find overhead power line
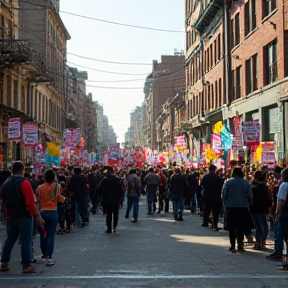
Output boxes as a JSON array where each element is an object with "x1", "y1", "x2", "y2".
[
  {"x1": 17, "y1": 0, "x2": 185, "y2": 33},
  {"x1": 67, "y1": 61, "x2": 149, "y2": 76},
  {"x1": 68, "y1": 52, "x2": 152, "y2": 65},
  {"x1": 60, "y1": 11, "x2": 185, "y2": 34}
]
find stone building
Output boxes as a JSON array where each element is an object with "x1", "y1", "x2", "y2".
[{"x1": 0, "y1": 0, "x2": 69, "y2": 168}]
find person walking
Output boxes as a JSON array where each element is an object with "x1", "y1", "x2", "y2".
[
  {"x1": 69, "y1": 167, "x2": 89, "y2": 227},
  {"x1": 266, "y1": 167, "x2": 288, "y2": 262},
  {"x1": 222, "y1": 167, "x2": 252, "y2": 253},
  {"x1": 170, "y1": 168, "x2": 187, "y2": 221},
  {"x1": 144, "y1": 168, "x2": 160, "y2": 215},
  {"x1": 201, "y1": 164, "x2": 224, "y2": 230},
  {"x1": 157, "y1": 169, "x2": 167, "y2": 214},
  {"x1": 125, "y1": 168, "x2": 141, "y2": 223},
  {"x1": 37, "y1": 169, "x2": 66, "y2": 266},
  {"x1": 99, "y1": 166, "x2": 122, "y2": 233},
  {"x1": 250, "y1": 171, "x2": 270, "y2": 250},
  {"x1": 0, "y1": 161, "x2": 45, "y2": 273}
]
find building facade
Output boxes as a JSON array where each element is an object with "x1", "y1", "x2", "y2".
[{"x1": 144, "y1": 55, "x2": 185, "y2": 150}]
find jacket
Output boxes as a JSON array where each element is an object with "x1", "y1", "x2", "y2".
[
  {"x1": 222, "y1": 177, "x2": 252, "y2": 208},
  {"x1": 200, "y1": 172, "x2": 224, "y2": 202},
  {"x1": 144, "y1": 172, "x2": 160, "y2": 187},
  {"x1": 99, "y1": 174, "x2": 122, "y2": 205},
  {"x1": 250, "y1": 182, "x2": 270, "y2": 214},
  {"x1": 1, "y1": 175, "x2": 34, "y2": 219},
  {"x1": 170, "y1": 174, "x2": 187, "y2": 197},
  {"x1": 69, "y1": 174, "x2": 88, "y2": 200}
]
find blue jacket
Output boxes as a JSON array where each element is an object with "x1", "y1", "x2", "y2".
[{"x1": 221, "y1": 177, "x2": 252, "y2": 208}]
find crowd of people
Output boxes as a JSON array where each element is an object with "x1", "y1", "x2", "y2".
[{"x1": 0, "y1": 160, "x2": 288, "y2": 273}]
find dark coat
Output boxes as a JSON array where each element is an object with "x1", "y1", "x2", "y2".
[
  {"x1": 250, "y1": 182, "x2": 270, "y2": 214},
  {"x1": 69, "y1": 174, "x2": 88, "y2": 200},
  {"x1": 170, "y1": 174, "x2": 187, "y2": 197},
  {"x1": 200, "y1": 172, "x2": 224, "y2": 202},
  {"x1": 99, "y1": 174, "x2": 122, "y2": 206}
]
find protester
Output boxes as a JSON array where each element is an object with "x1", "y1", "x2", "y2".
[
  {"x1": 0, "y1": 161, "x2": 45, "y2": 273},
  {"x1": 98, "y1": 166, "x2": 123, "y2": 233},
  {"x1": 170, "y1": 168, "x2": 187, "y2": 221},
  {"x1": 69, "y1": 167, "x2": 89, "y2": 227},
  {"x1": 201, "y1": 164, "x2": 225, "y2": 230},
  {"x1": 266, "y1": 167, "x2": 288, "y2": 262},
  {"x1": 250, "y1": 171, "x2": 270, "y2": 250},
  {"x1": 125, "y1": 168, "x2": 141, "y2": 223},
  {"x1": 37, "y1": 169, "x2": 66, "y2": 266},
  {"x1": 222, "y1": 166, "x2": 252, "y2": 253},
  {"x1": 144, "y1": 167, "x2": 160, "y2": 215},
  {"x1": 157, "y1": 169, "x2": 167, "y2": 214}
]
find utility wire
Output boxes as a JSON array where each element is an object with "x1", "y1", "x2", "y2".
[
  {"x1": 17, "y1": 0, "x2": 185, "y2": 34},
  {"x1": 67, "y1": 52, "x2": 152, "y2": 65},
  {"x1": 60, "y1": 11, "x2": 185, "y2": 34},
  {"x1": 66, "y1": 61, "x2": 150, "y2": 76}
]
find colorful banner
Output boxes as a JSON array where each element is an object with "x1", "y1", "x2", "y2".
[
  {"x1": 174, "y1": 136, "x2": 186, "y2": 147},
  {"x1": 211, "y1": 134, "x2": 222, "y2": 154},
  {"x1": 242, "y1": 120, "x2": 260, "y2": 146},
  {"x1": 22, "y1": 123, "x2": 38, "y2": 146},
  {"x1": 261, "y1": 142, "x2": 276, "y2": 168},
  {"x1": 34, "y1": 144, "x2": 45, "y2": 164},
  {"x1": 109, "y1": 145, "x2": 120, "y2": 161},
  {"x1": 232, "y1": 116, "x2": 242, "y2": 151},
  {"x1": 63, "y1": 128, "x2": 82, "y2": 148},
  {"x1": 8, "y1": 118, "x2": 21, "y2": 140}
]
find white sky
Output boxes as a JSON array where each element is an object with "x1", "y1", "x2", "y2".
[{"x1": 60, "y1": 0, "x2": 185, "y2": 143}]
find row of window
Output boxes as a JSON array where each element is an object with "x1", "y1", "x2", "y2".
[
  {"x1": 188, "y1": 39, "x2": 278, "y2": 118},
  {"x1": 2, "y1": 77, "x2": 62, "y2": 130},
  {"x1": 231, "y1": 0, "x2": 277, "y2": 48},
  {"x1": 232, "y1": 40, "x2": 277, "y2": 101},
  {"x1": 187, "y1": 78, "x2": 223, "y2": 119},
  {"x1": 187, "y1": 33, "x2": 222, "y2": 86}
]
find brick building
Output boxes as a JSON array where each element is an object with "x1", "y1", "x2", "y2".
[
  {"x1": 223, "y1": 0, "x2": 288, "y2": 162},
  {"x1": 185, "y1": 0, "x2": 288, "y2": 162},
  {"x1": 183, "y1": 0, "x2": 225, "y2": 151},
  {"x1": 144, "y1": 55, "x2": 185, "y2": 150}
]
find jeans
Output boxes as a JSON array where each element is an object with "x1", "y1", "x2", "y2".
[
  {"x1": 172, "y1": 195, "x2": 183, "y2": 220},
  {"x1": 131, "y1": 195, "x2": 139, "y2": 219},
  {"x1": 76, "y1": 197, "x2": 89, "y2": 223},
  {"x1": 125, "y1": 195, "x2": 133, "y2": 217},
  {"x1": 274, "y1": 220, "x2": 284, "y2": 254},
  {"x1": 251, "y1": 213, "x2": 267, "y2": 244},
  {"x1": 1, "y1": 216, "x2": 33, "y2": 268},
  {"x1": 39, "y1": 210, "x2": 58, "y2": 259},
  {"x1": 190, "y1": 192, "x2": 197, "y2": 213}
]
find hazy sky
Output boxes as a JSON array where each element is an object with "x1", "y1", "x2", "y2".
[{"x1": 60, "y1": 0, "x2": 185, "y2": 143}]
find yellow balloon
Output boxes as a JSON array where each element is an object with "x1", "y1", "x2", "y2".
[
  {"x1": 213, "y1": 121, "x2": 223, "y2": 134},
  {"x1": 46, "y1": 142, "x2": 61, "y2": 157}
]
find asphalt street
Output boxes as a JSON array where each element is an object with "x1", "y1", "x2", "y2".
[{"x1": 0, "y1": 198, "x2": 288, "y2": 288}]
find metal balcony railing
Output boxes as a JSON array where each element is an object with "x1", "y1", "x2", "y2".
[{"x1": 0, "y1": 39, "x2": 52, "y2": 83}]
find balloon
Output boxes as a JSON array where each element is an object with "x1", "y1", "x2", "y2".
[
  {"x1": 213, "y1": 121, "x2": 223, "y2": 134},
  {"x1": 46, "y1": 142, "x2": 61, "y2": 157}
]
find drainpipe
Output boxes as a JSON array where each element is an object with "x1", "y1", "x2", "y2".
[{"x1": 223, "y1": 1, "x2": 232, "y2": 108}]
